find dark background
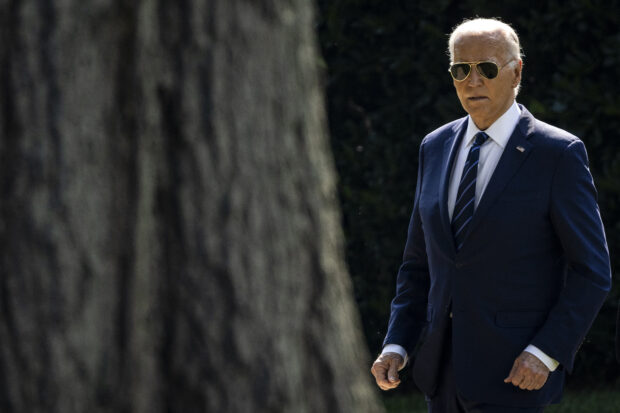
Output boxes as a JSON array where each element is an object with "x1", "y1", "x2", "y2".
[{"x1": 316, "y1": 0, "x2": 620, "y2": 392}]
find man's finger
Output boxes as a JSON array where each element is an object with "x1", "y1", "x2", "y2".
[
  {"x1": 387, "y1": 357, "x2": 400, "y2": 383},
  {"x1": 371, "y1": 364, "x2": 388, "y2": 386},
  {"x1": 528, "y1": 374, "x2": 543, "y2": 390},
  {"x1": 527, "y1": 379, "x2": 540, "y2": 391},
  {"x1": 378, "y1": 380, "x2": 399, "y2": 391},
  {"x1": 511, "y1": 372, "x2": 526, "y2": 387},
  {"x1": 504, "y1": 359, "x2": 520, "y2": 383},
  {"x1": 518, "y1": 375, "x2": 532, "y2": 390},
  {"x1": 523, "y1": 376, "x2": 536, "y2": 390},
  {"x1": 505, "y1": 362, "x2": 527, "y2": 386},
  {"x1": 512, "y1": 366, "x2": 529, "y2": 388},
  {"x1": 532, "y1": 372, "x2": 548, "y2": 390}
]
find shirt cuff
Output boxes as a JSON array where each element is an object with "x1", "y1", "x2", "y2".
[
  {"x1": 524, "y1": 344, "x2": 560, "y2": 371},
  {"x1": 382, "y1": 344, "x2": 408, "y2": 370}
]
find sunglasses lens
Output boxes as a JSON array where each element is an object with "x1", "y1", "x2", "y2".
[
  {"x1": 477, "y1": 62, "x2": 499, "y2": 79},
  {"x1": 450, "y1": 64, "x2": 471, "y2": 81}
]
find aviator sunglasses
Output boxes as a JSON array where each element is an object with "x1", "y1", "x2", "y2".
[{"x1": 449, "y1": 60, "x2": 515, "y2": 81}]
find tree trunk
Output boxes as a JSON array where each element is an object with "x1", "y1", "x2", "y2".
[{"x1": 0, "y1": 1, "x2": 384, "y2": 412}]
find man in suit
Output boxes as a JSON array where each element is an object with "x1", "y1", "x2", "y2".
[{"x1": 370, "y1": 18, "x2": 611, "y2": 412}]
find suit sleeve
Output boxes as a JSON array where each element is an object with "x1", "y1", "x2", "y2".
[
  {"x1": 531, "y1": 140, "x2": 611, "y2": 372},
  {"x1": 382, "y1": 142, "x2": 431, "y2": 355}
]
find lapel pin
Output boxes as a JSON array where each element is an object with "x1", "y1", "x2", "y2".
[{"x1": 516, "y1": 146, "x2": 525, "y2": 152}]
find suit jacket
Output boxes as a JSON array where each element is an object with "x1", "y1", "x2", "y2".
[
  {"x1": 616, "y1": 300, "x2": 620, "y2": 363},
  {"x1": 384, "y1": 105, "x2": 611, "y2": 407}
]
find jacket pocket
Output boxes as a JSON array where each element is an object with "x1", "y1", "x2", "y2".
[{"x1": 495, "y1": 310, "x2": 547, "y2": 328}]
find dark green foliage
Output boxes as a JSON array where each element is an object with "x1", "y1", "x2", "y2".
[{"x1": 316, "y1": 0, "x2": 620, "y2": 388}]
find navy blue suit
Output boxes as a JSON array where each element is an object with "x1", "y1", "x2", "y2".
[{"x1": 384, "y1": 105, "x2": 611, "y2": 407}]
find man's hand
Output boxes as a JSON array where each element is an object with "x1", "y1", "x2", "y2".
[
  {"x1": 371, "y1": 352, "x2": 404, "y2": 391},
  {"x1": 504, "y1": 351, "x2": 550, "y2": 390}
]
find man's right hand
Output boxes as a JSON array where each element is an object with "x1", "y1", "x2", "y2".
[{"x1": 370, "y1": 352, "x2": 404, "y2": 390}]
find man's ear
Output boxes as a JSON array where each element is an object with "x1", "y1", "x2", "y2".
[{"x1": 513, "y1": 60, "x2": 523, "y2": 88}]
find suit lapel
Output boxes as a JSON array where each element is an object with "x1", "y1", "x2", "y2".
[
  {"x1": 439, "y1": 118, "x2": 468, "y2": 256},
  {"x1": 464, "y1": 109, "x2": 535, "y2": 243}
]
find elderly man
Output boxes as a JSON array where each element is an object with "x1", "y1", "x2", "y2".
[{"x1": 370, "y1": 18, "x2": 611, "y2": 412}]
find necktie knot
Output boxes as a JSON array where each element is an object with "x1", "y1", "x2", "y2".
[{"x1": 473, "y1": 131, "x2": 489, "y2": 147}]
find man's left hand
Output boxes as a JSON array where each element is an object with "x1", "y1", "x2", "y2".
[{"x1": 504, "y1": 351, "x2": 550, "y2": 390}]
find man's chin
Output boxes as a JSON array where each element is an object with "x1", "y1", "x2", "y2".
[{"x1": 467, "y1": 110, "x2": 494, "y2": 130}]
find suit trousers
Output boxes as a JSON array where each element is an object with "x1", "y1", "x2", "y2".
[{"x1": 425, "y1": 321, "x2": 545, "y2": 413}]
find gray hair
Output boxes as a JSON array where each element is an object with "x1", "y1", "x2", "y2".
[{"x1": 448, "y1": 18, "x2": 524, "y2": 94}]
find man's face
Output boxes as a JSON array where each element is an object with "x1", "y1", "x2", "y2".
[{"x1": 452, "y1": 33, "x2": 522, "y2": 130}]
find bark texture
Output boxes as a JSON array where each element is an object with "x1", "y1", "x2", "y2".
[{"x1": 0, "y1": 1, "x2": 383, "y2": 412}]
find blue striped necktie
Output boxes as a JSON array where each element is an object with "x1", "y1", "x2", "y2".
[{"x1": 452, "y1": 131, "x2": 490, "y2": 251}]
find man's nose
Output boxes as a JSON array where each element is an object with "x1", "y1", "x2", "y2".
[{"x1": 468, "y1": 66, "x2": 484, "y2": 86}]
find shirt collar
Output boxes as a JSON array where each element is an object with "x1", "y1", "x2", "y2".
[{"x1": 464, "y1": 101, "x2": 521, "y2": 148}]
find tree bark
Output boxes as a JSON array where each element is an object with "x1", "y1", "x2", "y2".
[{"x1": 0, "y1": 1, "x2": 383, "y2": 412}]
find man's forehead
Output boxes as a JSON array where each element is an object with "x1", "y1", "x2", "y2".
[{"x1": 453, "y1": 32, "x2": 508, "y2": 61}]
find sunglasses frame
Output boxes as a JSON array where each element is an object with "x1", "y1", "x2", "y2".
[{"x1": 448, "y1": 59, "x2": 515, "y2": 82}]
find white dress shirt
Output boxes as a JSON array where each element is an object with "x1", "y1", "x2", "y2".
[{"x1": 383, "y1": 102, "x2": 559, "y2": 372}]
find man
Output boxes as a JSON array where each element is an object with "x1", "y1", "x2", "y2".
[{"x1": 370, "y1": 18, "x2": 611, "y2": 412}]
